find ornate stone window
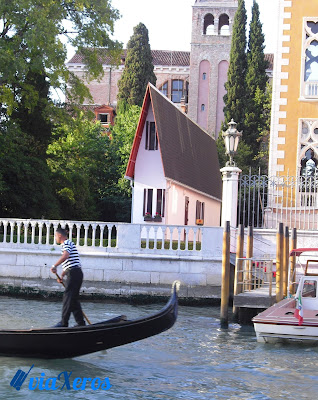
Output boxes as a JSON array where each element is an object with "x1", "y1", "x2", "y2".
[
  {"x1": 299, "y1": 119, "x2": 318, "y2": 176},
  {"x1": 301, "y1": 18, "x2": 318, "y2": 99}
]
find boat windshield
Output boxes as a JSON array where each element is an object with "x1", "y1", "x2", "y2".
[{"x1": 302, "y1": 279, "x2": 317, "y2": 298}]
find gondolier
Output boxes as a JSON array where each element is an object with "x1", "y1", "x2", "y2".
[{"x1": 50, "y1": 228, "x2": 86, "y2": 327}]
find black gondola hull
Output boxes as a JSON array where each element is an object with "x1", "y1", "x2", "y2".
[{"x1": 0, "y1": 284, "x2": 178, "y2": 359}]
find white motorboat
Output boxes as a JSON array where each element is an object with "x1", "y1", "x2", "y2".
[{"x1": 253, "y1": 248, "x2": 318, "y2": 343}]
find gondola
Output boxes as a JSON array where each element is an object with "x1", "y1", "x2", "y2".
[{"x1": 0, "y1": 282, "x2": 179, "y2": 359}]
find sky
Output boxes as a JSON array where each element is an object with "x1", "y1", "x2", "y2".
[{"x1": 109, "y1": 0, "x2": 279, "y2": 54}]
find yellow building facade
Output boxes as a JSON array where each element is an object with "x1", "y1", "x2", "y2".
[{"x1": 269, "y1": 1, "x2": 318, "y2": 178}]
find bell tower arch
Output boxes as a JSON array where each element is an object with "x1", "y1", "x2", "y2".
[{"x1": 188, "y1": 0, "x2": 238, "y2": 138}]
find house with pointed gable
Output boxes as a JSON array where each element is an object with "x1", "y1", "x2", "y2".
[{"x1": 125, "y1": 83, "x2": 222, "y2": 227}]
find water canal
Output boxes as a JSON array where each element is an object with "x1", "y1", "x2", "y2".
[{"x1": 0, "y1": 296, "x2": 317, "y2": 399}]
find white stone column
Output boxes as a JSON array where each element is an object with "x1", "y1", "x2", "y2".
[{"x1": 220, "y1": 166, "x2": 242, "y2": 228}]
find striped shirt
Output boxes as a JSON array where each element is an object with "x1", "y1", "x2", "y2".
[{"x1": 61, "y1": 239, "x2": 81, "y2": 271}]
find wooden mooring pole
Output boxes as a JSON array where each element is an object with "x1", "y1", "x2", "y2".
[
  {"x1": 220, "y1": 221, "x2": 231, "y2": 328},
  {"x1": 276, "y1": 223, "x2": 284, "y2": 302},
  {"x1": 283, "y1": 226, "x2": 289, "y2": 298},
  {"x1": 246, "y1": 226, "x2": 253, "y2": 290},
  {"x1": 233, "y1": 224, "x2": 244, "y2": 320},
  {"x1": 289, "y1": 228, "x2": 297, "y2": 295}
]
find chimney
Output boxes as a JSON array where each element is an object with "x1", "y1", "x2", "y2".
[{"x1": 180, "y1": 96, "x2": 188, "y2": 113}]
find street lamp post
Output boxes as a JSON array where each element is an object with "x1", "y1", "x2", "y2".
[
  {"x1": 220, "y1": 119, "x2": 242, "y2": 228},
  {"x1": 222, "y1": 119, "x2": 242, "y2": 166}
]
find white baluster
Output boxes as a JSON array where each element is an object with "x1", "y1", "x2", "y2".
[
  {"x1": 53, "y1": 224, "x2": 58, "y2": 245},
  {"x1": 68, "y1": 224, "x2": 73, "y2": 241},
  {"x1": 10, "y1": 223, "x2": 14, "y2": 244},
  {"x1": 185, "y1": 227, "x2": 189, "y2": 250},
  {"x1": 39, "y1": 223, "x2": 43, "y2": 245},
  {"x1": 99, "y1": 225, "x2": 105, "y2": 247},
  {"x1": 76, "y1": 224, "x2": 81, "y2": 246},
  {"x1": 168, "y1": 228, "x2": 173, "y2": 250},
  {"x1": 146, "y1": 226, "x2": 150, "y2": 249},
  {"x1": 84, "y1": 224, "x2": 89, "y2": 246},
  {"x1": 177, "y1": 228, "x2": 181, "y2": 250},
  {"x1": 3, "y1": 222, "x2": 8, "y2": 243},
  {"x1": 193, "y1": 228, "x2": 198, "y2": 251},
  {"x1": 31, "y1": 222, "x2": 36, "y2": 244},
  {"x1": 154, "y1": 227, "x2": 158, "y2": 250},
  {"x1": 107, "y1": 225, "x2": 112, "y2": 248},
  {"x1": 46, "y1": 224, "x2": 50, "y2": 245},
  {"x1": 92, "y1": 224, "x2": 96, "y2": 247},
  {"x1": 17, "y1": 223, "x2": 21, "y2": 244},
  {"x1": 24, "y1": 223, "x2": 28, "y2": 244}
]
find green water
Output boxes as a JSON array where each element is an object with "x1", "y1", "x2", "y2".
[{"x1": 0, "y1": 297, "x2": 317, "y2": 399}]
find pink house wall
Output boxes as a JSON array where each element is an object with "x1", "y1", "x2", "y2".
[{"x1": 165, "y1": 181, "x2": 221, "y2": 227}]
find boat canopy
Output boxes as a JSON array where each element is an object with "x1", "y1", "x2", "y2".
[{"x1": 289, "y1": 248, "x2": 318, "y2": 257}]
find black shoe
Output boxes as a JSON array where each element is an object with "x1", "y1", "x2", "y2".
[{"x1": 52, "y1": 321, "x2": 68, "y2": 328}]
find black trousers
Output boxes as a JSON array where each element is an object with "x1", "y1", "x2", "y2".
[{"x1": 61, "y1": 268, "x2": 85, "y2": 326}]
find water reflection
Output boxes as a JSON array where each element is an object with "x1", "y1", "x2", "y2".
[{"x1": 0, "y1": 297, "x2": 317, "y2": 399}]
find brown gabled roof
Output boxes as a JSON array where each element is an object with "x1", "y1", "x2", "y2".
[
  {"x1": 126, "y1": 84, "x2": 222, "y2": 200},
  {"x1": 68, "y1": 49, "x2": 273, "y2": 71}
]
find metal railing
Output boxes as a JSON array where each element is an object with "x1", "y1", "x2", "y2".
[
  {"x1": 238, "y1": 172, "x2": 318, "y2": 230},
  {"x1": 234, "y1": 258, "x2": 274, "y2": 296}
]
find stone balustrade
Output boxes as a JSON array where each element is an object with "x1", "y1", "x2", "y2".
[
  {"x1": 0, "y1": 218, "x2": 222, "y2": 258},
  {"x1": 0, "y1": 218, "x2": 224, "y2": 299}
]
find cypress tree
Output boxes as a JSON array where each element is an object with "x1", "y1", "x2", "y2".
[
  {"x1": 244, "y1": 0, "x2": 269, "y2": 152},
  {"x1": 117, "y1": 23, "x2": 156, "y2": 107},
  {"x1": 223, "y1": 0, "x2": 247, "y2": 131}
]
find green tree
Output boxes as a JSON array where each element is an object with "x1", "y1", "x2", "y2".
[
  {"x1": 101, "y1": 103, "x2": 141, "y2": 221},
  {"x1": 47, "y1": 113, "x2": 110, "y2": 220},
  {"x1": 0, "y1": 122, "x2": 59, "y2": 218},
  {"x1": 244, "y1": 0, "x2": 269, "y2": 152},
  {"x1": 223, "y1": 0, "x2": 247, "y2": 131},
  {"x1": 253, "y1": 83, "x2": 272, "y2": 174},
  {"x1": 117, "y1": 23, "x2": 156, "y2": 107},
  {"x1": 0, "y1": 0, "x2": 121, "y2": 218},
  {"x1": 0, "y1": 0, "x2": 122, "y2": 114}
]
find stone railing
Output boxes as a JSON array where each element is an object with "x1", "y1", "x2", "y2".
[{"x1": 0, "y1": 218, "x2": 223, "y2": 258}]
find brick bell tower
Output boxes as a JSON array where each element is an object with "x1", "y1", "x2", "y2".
[{"x1": 188, "y1": 0, "x2": 238, "y2": 138}]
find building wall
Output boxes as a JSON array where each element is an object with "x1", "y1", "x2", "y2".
[
  {"x1": 132, "y1": 105, "x2": 167, "y2": 224},
  {"x1": 188, "y1": 1, "x2": 237, "y2": 138},
  {"x1": 67, "y1": 62, "x2": 189, "y2": 108},
  {"x1": 269, "y1": 0, "x2": 318, "y2": 177},
  {"x1": 165, "y1": 181, "x2": 221, "y2": 227}
]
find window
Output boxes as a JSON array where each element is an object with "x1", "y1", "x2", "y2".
[
  {"x1": 143, "y1": 189, "x2": 153, "y2": 216},
  {"x1": 196, "y1": 201, "x2": 205, "y2": 224},
  {"x1": 203, "y1": 14, "x2": 214, "y2": 35},
  {"x1": 219, "y1": 14, "x2": 230, "y2": 35},
  {"x1": 172, "y1": 80, "x2": 183, "y2": 103},
  {"x1": 156, "y1": 189, "x2": 165, "y2": 217},
  {"x1": 302, "y1": 19, "x2": 318, "y2": 98},
  {"x1": 202, "y1": 73, "x2": 207, "y2": 80},
  {"x1": 143, "y1": 188, "x2": 165, "y2": 217},
  {"x1": 201, "y1": 104, "x2": 205, "y2": 111},
  {"x1": 159, "y1": 82, "x2": 168, "y2": 97},
  {"x1": 98, "y1": 113, "x2": 109, "y2": 123},
  {"x1": 302, "y1": 280, "x2": 317, "y2": 298},
  {"x1": 145, "y1": 121, "x2": 158, "y2": 150}
]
